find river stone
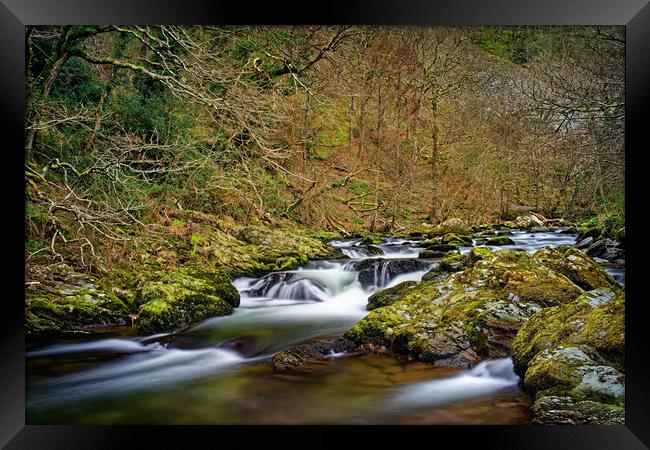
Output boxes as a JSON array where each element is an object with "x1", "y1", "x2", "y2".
[
  {"x1": 272, "y1": 337, "x2": 359, "y2": 372},
  {"x1": 423, "y1": 243, "x2": 459, "y2": 253},
  {"x1": 419, "y1": 249, "x2": 452, "y2": 258},
  {"x1": 576, "y1": 237, "x2": 593, "y2": 249},
  {"x1": 367, "y1": 281, "x2": 418, "y2": 310},
  {"x1": 346, "y1": 258, "x2": 429, "y2": 288},
  {"x1": 365, "y1": 245, "x2": 385, "y2": 256},
  {"x1": 244, "y1": 272, "x2": 296, "y2": 296}
]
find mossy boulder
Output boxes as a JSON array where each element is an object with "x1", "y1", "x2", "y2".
[
  {"x1": 136, "y1": 269, "x2": 237, "y2": 335},
  {"x1": 419, "y1": 249, "x2": 451, "y2": 259},
  {"x1": 511, "y1": 289, "x2": 624, "y2": 424},
  {"x1": 437, "y1": 253, "x2": 467, "y2": 272},
  {"x1": 533, "y1": 246, "x2": 620, "y2": 291},
  {"x1": 512, "y1": 289, "x2": 624, "y2": 376},
  {"x1": 359, "y1": 235, "x2": 384, "y2": 246},
  {"x1": 439, "y1": 233, "x2": 473, "y2": 247},
  {"x1": 345, "y1": 249, "x2": 583, "y2": 368},
  {"x1": 578, "y1": 226, "x2": 604, "y2": 241},
  {"x1": 367, "y1": 281, "x2": 418, "y2": 310},
  {"x1": 25, "y1": 274, "x2": 131, "y2": 336},
  {"x1": 466, "y1": 247, "x2": 493, "y2": 264},
  {"x1": 485, "y1": 236, "x2": 515, "y2": 246}
]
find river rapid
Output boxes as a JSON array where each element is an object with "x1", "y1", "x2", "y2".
[{"x1": 25, "y1": 229, "x2": 623, "y2": 424}]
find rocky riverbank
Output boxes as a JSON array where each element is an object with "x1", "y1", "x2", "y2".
[{"x1": 25, "y1": 215, "x2": 342, "y2": 337}]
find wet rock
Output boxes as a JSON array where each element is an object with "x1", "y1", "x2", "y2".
[
  {"x1": 578, "y1": 227, "x2": 603, "y2": 241},
  {"x1": 272, "y1": 337, "x2": 359, "y2": 372},
  {"x1": 367, "y1": 281, "x2": 418, "y2": 310},
  {"x1": 366, "y1": 245, "x2": 385, "y2": 256},
  {"x1": 515, "y1": 215, "x2": 544, "y2": 229},
  {"x1": 215, "y1": 282, "x2": 241, "y2": 308},
  {"x1": 419, "y1": 249, "x2": 452, "y2": 258},
  {"x1": 423, "y1": 243, "x2": 459, "y2": 252},
  {"x1": 245, "y1": 272, "x2": 328, "y2": 301},
  {"x1": 485, "y1": 236, "x2": 515, "y2": 246},
  {"x1": 346, "y1": 258, "x2": 429, "y2": 288},
  {"x1": 437, "y1": 253, "x2": 467, "y2": 272},
  {"x1": 243, "y1": 272, "x2": 296, "y2": 296},
  {"x1": 576, "y1": 237, "x2": 593, "y2": 249}
]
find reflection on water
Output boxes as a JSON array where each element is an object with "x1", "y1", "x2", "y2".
[{"x1": 27, "y1": 353, "x2": 531, "y2": 425}]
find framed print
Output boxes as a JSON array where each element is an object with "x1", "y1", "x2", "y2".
[{"x1": 2, "y1": 0, "x2": 649, "y2": 447}]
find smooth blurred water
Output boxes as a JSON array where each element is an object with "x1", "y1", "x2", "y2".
[{"x1": 25, "y1": 230, "x2": 621, "y2": 424}]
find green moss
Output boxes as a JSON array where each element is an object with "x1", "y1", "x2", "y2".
[
  {"x1": 511, "y1": 289, "x2": 625, "y2": 422},
  {"x1": 512, "y1": 289, "x2": 624, "y2": 375},
  {"x1": 534, "y1": 246, "x2": 620, "y2": 291},
  {"x1": 25, "y1": 285, "x2": 130, "y2": 336},
  {"x1": 485, "y1": 236, "x2": 515, "y2": 246},
  {"x1": 439, "y1": 233, "x2": 473, "y2": 246},
  {"x1": 367, "y1": 281, "x2": 417, "y2": 310},
  {"x1": 136, "y1": 268, "x2": 239, "y2": 334}
]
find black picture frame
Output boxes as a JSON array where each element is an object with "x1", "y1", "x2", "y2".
[{"x1": 2, "y1": 1, "x2": 649, "y2": 448}]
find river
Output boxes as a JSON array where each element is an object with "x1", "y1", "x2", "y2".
[{"x1": 25, "y1": 229, "x2": 623, "y2": 424}]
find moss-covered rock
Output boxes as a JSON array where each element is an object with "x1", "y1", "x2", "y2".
[
  {"x1": 367, "y1": 281, "x2": 418, "y2": 310},
  {"x1": 511, "y1": 289, "x2": 624, "y2": 424},
  {"x1": 533, "y1": 246, "x2": 620, "y2": 291},
  {"x1": 419, "y1": 249, "x2": 450, "y2": 259},
  {"x1": 485, "y1": 236, "x2": 515, "y2": 246},
  {"x1": 466, "y1": 247, "x2": 493, "y2": 264},
  {"x1": 511, "y1": 289, "x2": 624, "y2": 375},
  {"x1": 345, "y1": 249, "x2": 582, "y2": 368},
  {"x1": 345, "y1": 248, "x2": 588, "y2": 366},
  {"x1": 439, "y1": 233, "x2": 473, "y2": 247},
  {"x1": 136, "y1": 269, "x2": 236, "y2": 335},
  {"x1": 25, "y1": 274, "x2": 131, "y2": 336},
  {"x1": 437, "y1": 253, "x2": 467, "y2": 272}
]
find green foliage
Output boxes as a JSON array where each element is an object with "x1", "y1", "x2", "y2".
[{"x1": 50, "y1": 57, "x2": 105, "y2": 105}]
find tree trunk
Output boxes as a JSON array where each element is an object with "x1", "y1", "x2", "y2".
[{"x1": 429, "y1": 95, "x2": 439, "y2": 222}]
